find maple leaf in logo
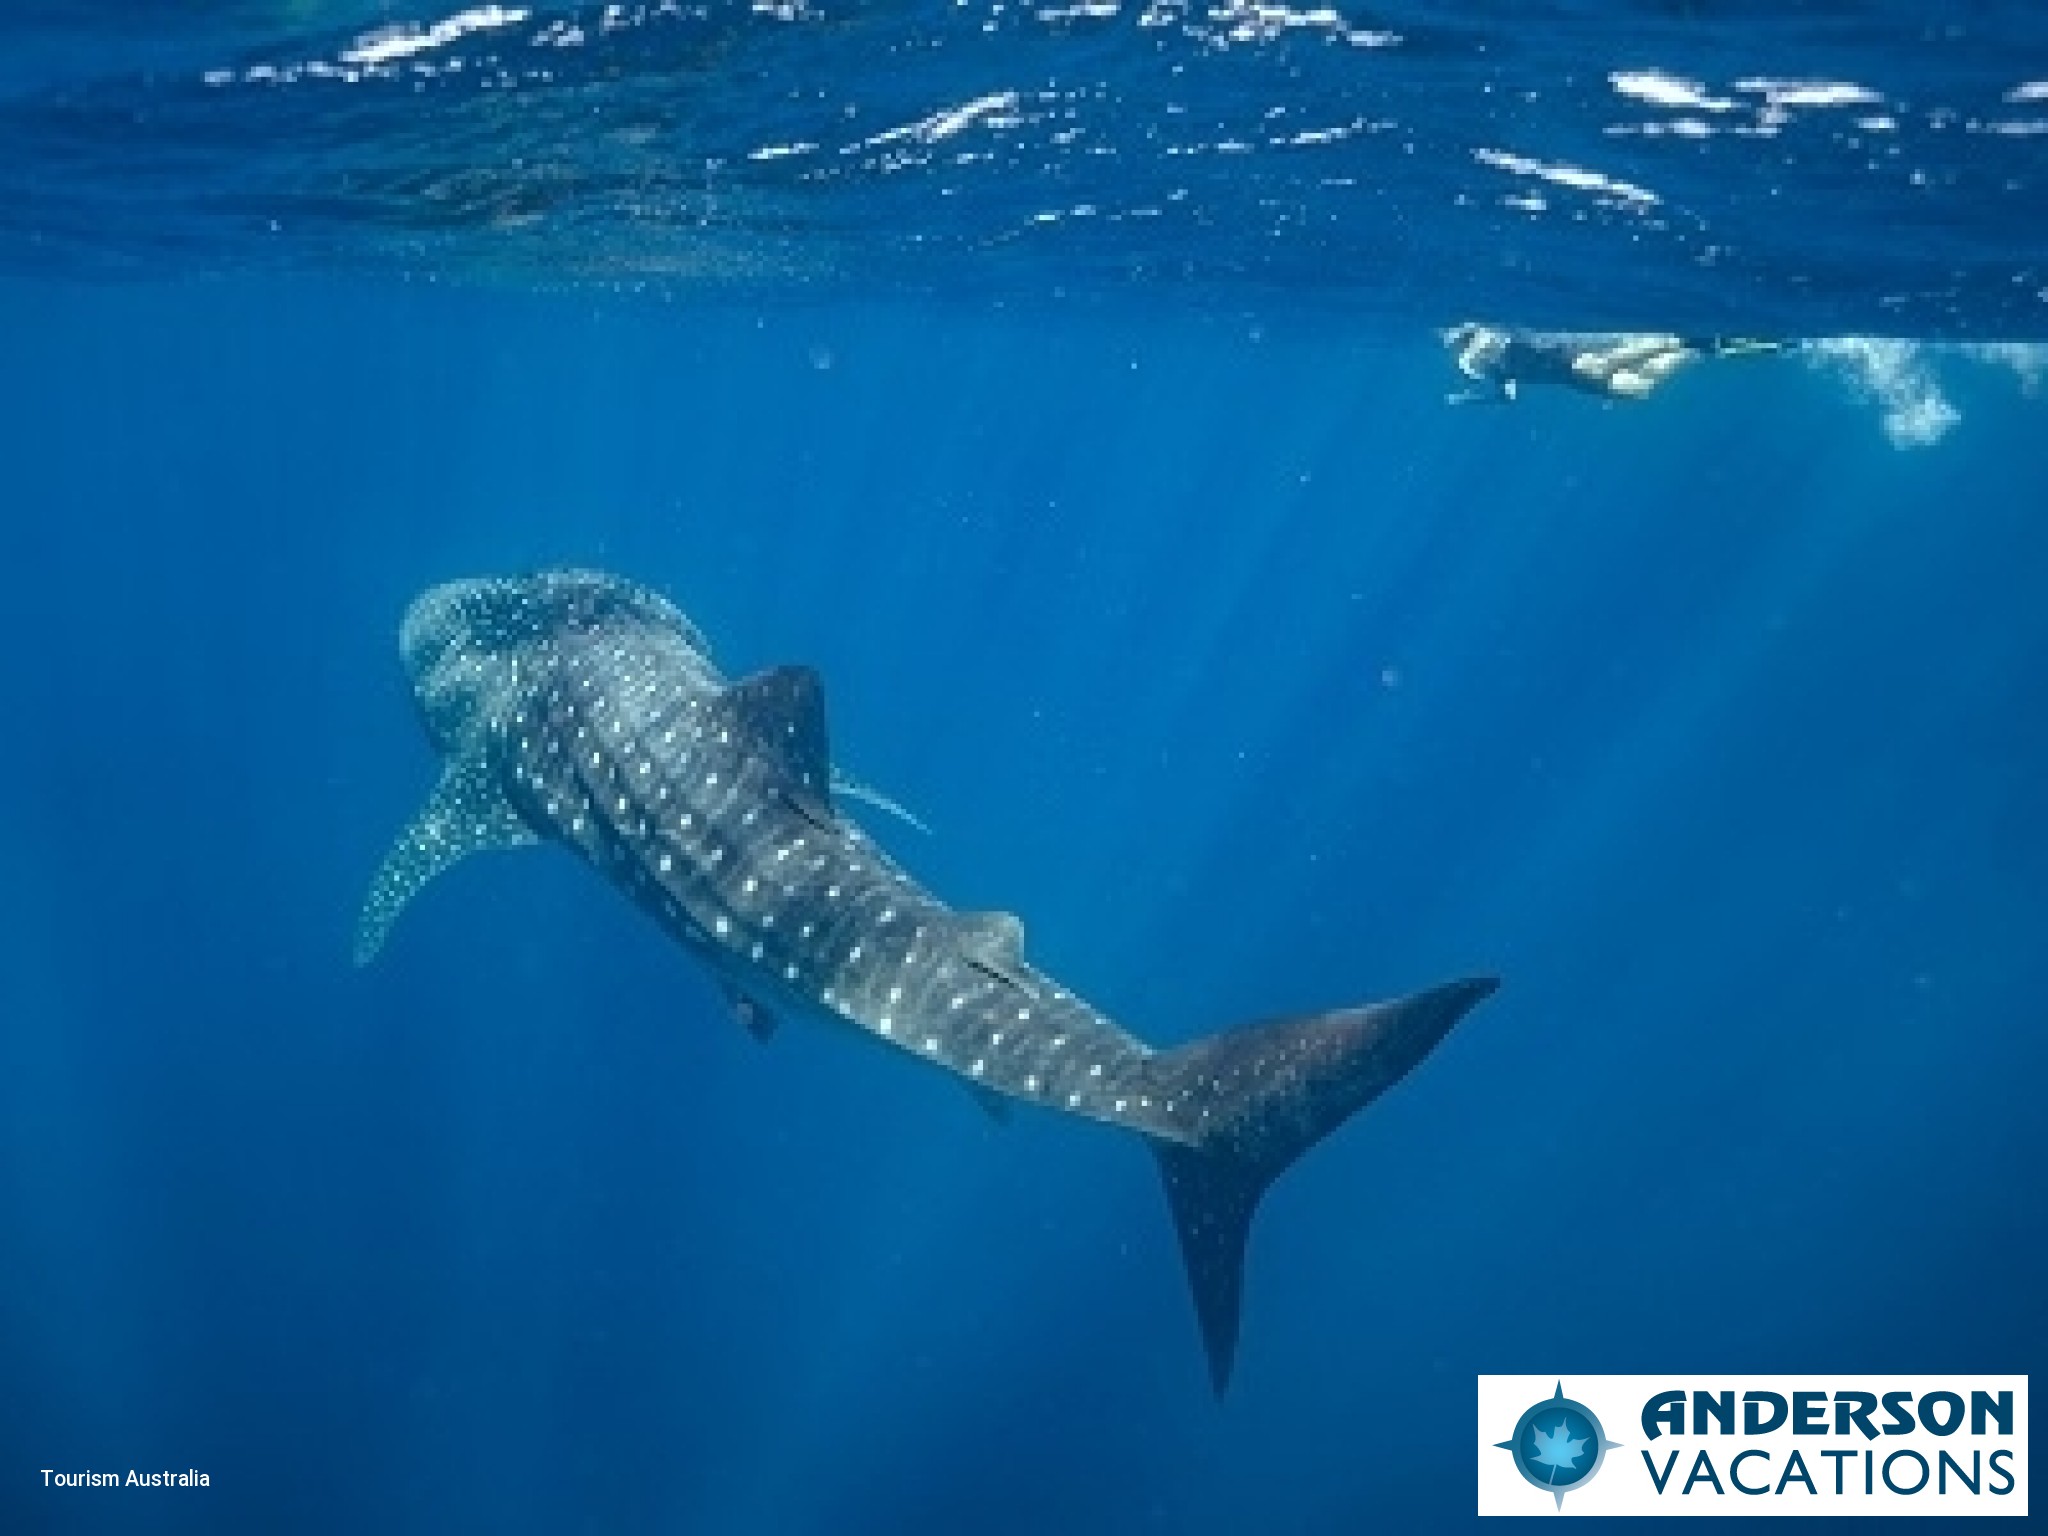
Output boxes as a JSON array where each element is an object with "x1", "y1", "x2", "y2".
[{"x1": 1528, "y1": 1420, "x2": 1587, "y2": 1480}]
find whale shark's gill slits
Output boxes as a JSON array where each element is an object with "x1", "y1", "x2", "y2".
[
  {"x1": 518, "y1": 678, "x2": 593, "y2": 841},
  {"x1": 566, "y1": 647, "x2": 680, "y2": 868}
]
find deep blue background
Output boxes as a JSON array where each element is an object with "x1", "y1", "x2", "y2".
[{"x1": 2, "y1": 278, "x2": 2042, "y2": 1532}]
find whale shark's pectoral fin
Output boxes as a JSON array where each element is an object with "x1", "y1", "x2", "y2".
[
  {"x1": 956, "y1": 911, "x2": 1029, "y2": 987},
  {"x1": 354, "y1": 754, "x2": 537, "y2": 966},
  {"x1": 718, "y1": 665, "x2": 837, "y2": 828},
  {"x1": 829, "y1": 769, "x2": 932, "y2": 836}
]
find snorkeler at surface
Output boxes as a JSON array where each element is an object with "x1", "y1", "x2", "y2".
[{"x1": 1443, "y1": 323, "x2": 1783, "y2": 404}]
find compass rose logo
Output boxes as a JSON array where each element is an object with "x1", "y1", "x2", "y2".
[{"x1": 1494, "y1": 1381, "x2": 1622, "y2": 1510}]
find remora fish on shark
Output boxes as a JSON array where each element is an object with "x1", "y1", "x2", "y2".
[{"x1": 357, "y1": 569, "x2": 1497, "y2": 1392}]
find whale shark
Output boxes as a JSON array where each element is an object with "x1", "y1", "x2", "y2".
[{"x1": 357, "y1": 568, "x2": 1498, "y2": 1392}]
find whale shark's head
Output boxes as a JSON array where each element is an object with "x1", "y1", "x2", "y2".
[{"x1": 399, "y1": 569, "x2": 712, "y2": 752}]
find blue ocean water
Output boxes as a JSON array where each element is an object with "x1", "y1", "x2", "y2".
[{"x1": 2, "y1": 6, "x2": 2046, "y2": 1534}]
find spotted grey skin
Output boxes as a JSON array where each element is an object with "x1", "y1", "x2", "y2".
[{"x1": 359, "y1": 568, "x2": 1499, "y2": 1392}]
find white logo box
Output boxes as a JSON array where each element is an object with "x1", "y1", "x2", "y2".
[{"x1": 1478, "y1": 1374, "x2": 2027, "y2": 1517}]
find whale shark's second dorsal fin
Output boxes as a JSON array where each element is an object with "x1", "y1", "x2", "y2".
[
  {"x1": 717, "y1": 665, "x2": 835, "y2": 826},
  {"x1": 957, "y1": 911, "x2": 1028, "y2": 986},
  {"x1": 355, "y1": 753, "x2": 537, "y2": 966}
]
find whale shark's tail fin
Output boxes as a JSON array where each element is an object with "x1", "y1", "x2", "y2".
[{"x1": 1143, "y1": 977, "x2": 1498, "y2": 1394}]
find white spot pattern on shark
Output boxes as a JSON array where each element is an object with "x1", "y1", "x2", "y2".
[{"x1": 355, "y1": 568, "x2": 1498, "y2": 1393}]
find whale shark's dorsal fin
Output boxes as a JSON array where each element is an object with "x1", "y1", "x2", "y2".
[
  {"x1": 354, "y1": 753, "x2": 537, "y2": 966},
  {"x1": 716, "y1": 665, "x2": 835, "y2": 825}
]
